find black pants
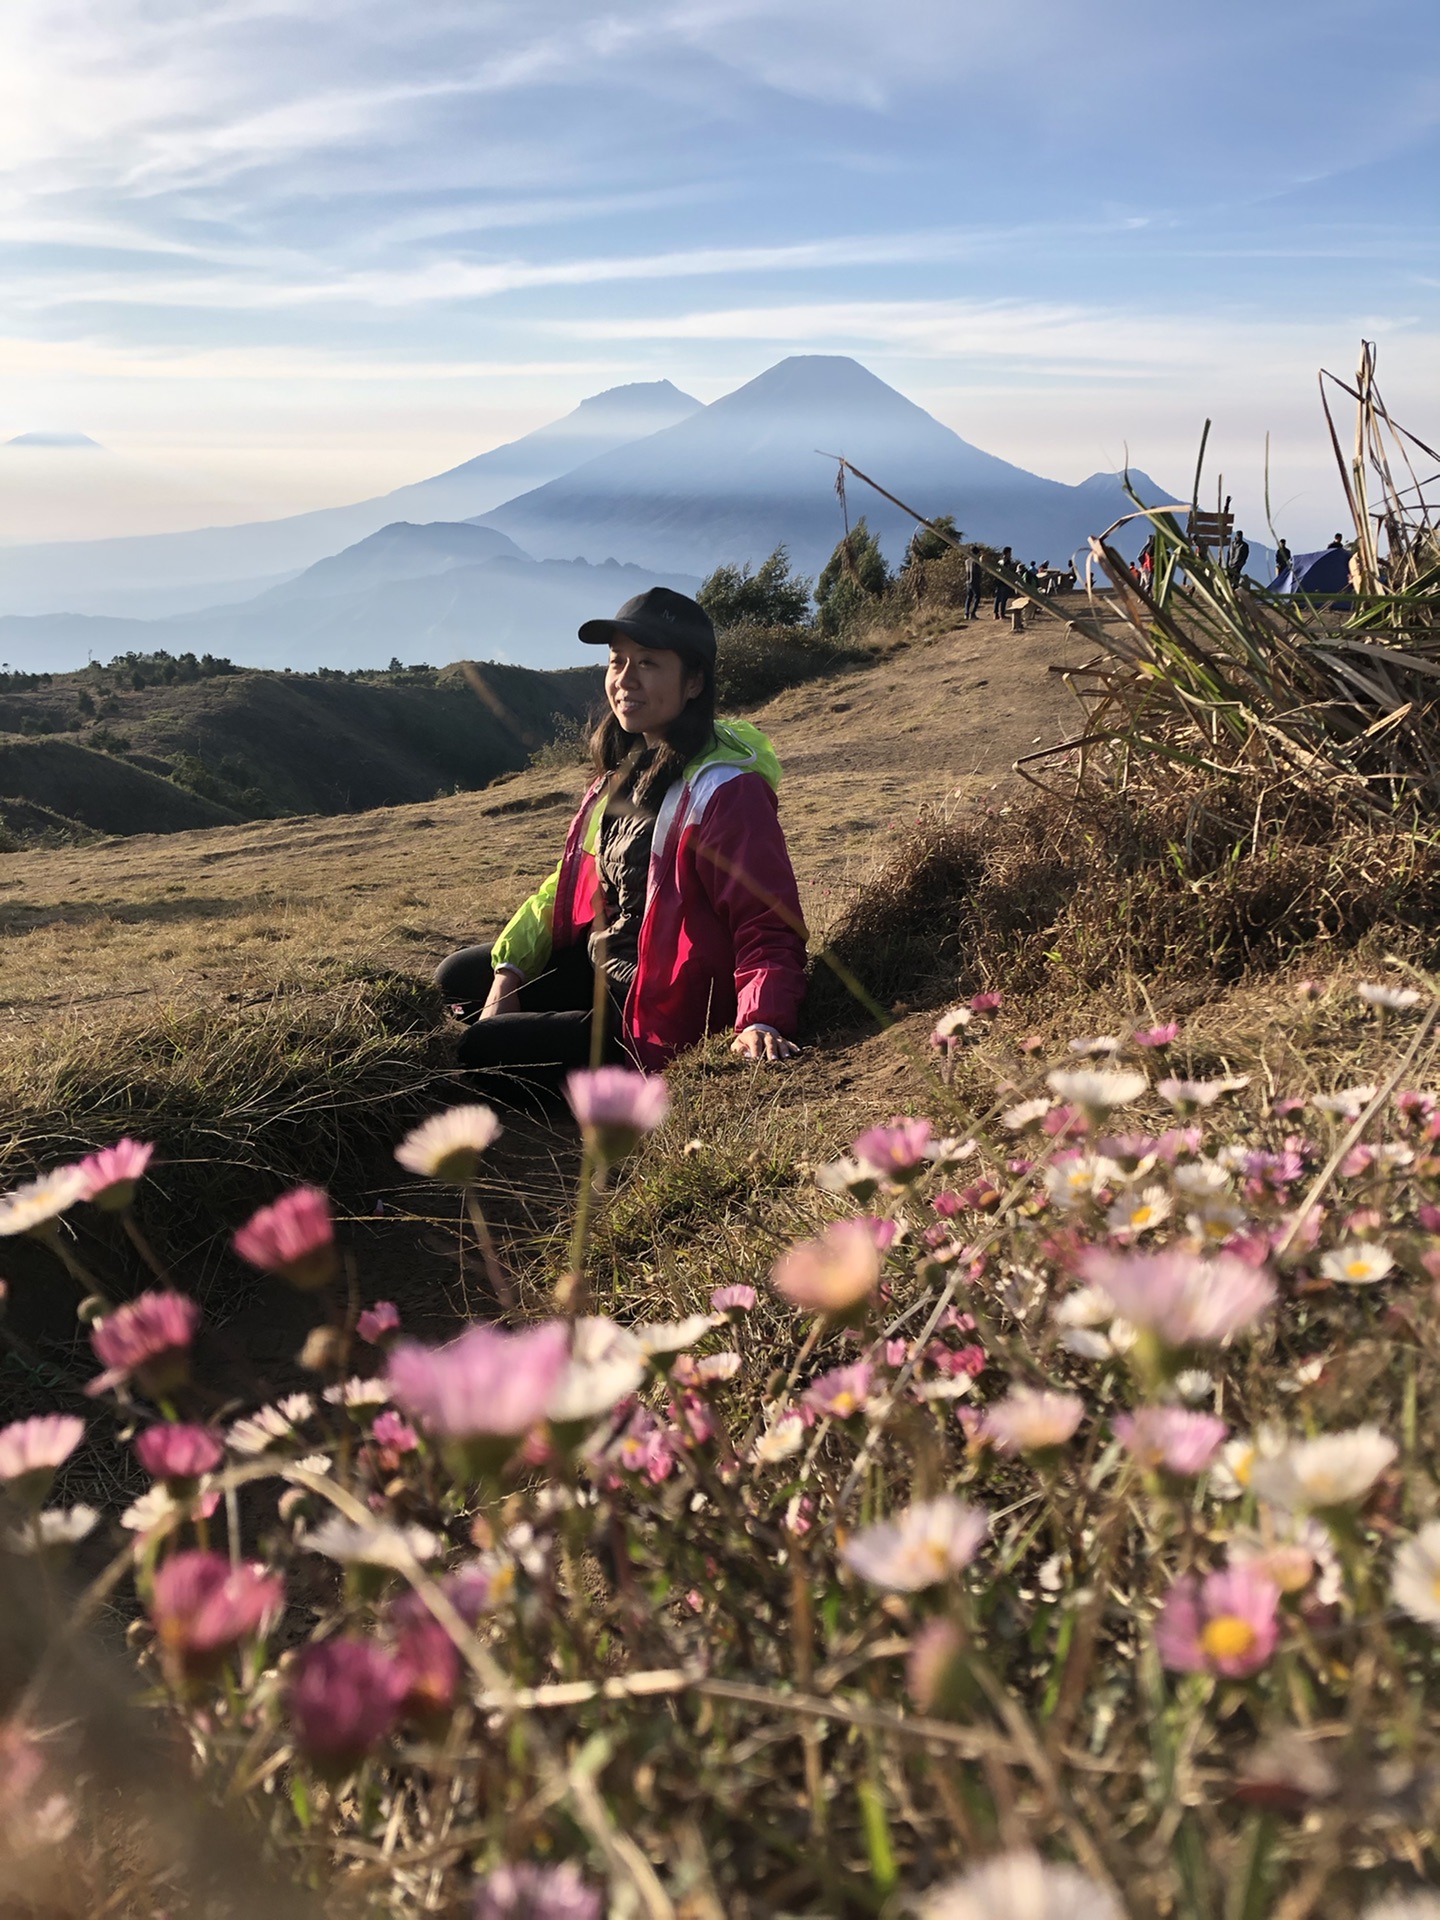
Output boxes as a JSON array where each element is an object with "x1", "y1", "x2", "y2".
[
  {"x1": 963, "y1": 583, "x2": 982, "y2": 620},
  {"x1": 993, "y1": 587, "x2": 1012, "y2": 619},
  {"x1": 436, "y1": 942, "x2": 623, "y2": 1084}
]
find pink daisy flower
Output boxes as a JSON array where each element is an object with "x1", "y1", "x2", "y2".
[
  {"x1": 233, "y1": 1186, "x2": 337, "y2": 1291},
  {"x1": 1155, "y1": 1563, "x2": 1280, "y2": 1678},
  {"x1": 76, "y1": 1139, "x2": 154, "y2": 1212},
  {"x1": 564, "y1": 1068, "x2": 669, "y2": 1161},
  {"x1": 1114, "y1": 1406, "x2": 1228, "y2": 1475},
  {"x1": 772, "y1": 1218, "x2": 882, "y2": 1317},
  {"x1": 87, "y1": 1290, "x2": 200, "y2": 1399},
  {"x1": 150, "y1": 1549, "x2": 283, "y2": 1684},
  {"x1": 0, "y1": 1414, "x2": 84, "y2": 1503},
  {"x1": 852, "y1": 1118, "x2": 933, "y2": 1183},
  {"x1": 287, "y1": 1638, "x2": 407, "y2": 1776},
  {"x1": 134, "y1": 1424, "x2": 224, "y2": 1482}
]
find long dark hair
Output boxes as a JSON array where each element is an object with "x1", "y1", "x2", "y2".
[{"x1": 589, "y1": 656, "x2": 717, "y2": 808}]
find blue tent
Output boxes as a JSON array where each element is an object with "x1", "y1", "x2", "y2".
[{"x1": 1271, "y1": 546, "x2": 1351, "y2": 595}]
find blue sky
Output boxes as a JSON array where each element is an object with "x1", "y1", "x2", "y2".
[{"x1": 1, "y1": 0, "x2": 1437, "y2": 544}]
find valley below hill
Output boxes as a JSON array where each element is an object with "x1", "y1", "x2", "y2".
[
  {"x1": 0, "y1": 610, "x2": 1085, "y2": 1041},
  {"x1": 0, "y1": 656, "x2": 603, "y2": 844}
]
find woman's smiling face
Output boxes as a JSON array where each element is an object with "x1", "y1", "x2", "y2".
[{"x1": 605, "y1": 635, "x2": 703, "y2": 743}]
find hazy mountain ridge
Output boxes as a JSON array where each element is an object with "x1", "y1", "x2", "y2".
[
  {"x1": 0, "y1": 531, "x2": 702, "y2": 675},
  {"x1": 0, "y1": 381, "x2": 701, "y2": 619},
  {"x1": 0, "y1": 358, "x2": 1178, "y2": 679},
  {"x1": 478, "y1": 356, "x2": 1175, "y2": 575}
]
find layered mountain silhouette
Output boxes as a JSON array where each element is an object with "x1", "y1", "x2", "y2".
[
  {"x1": 0, "y1": 523, "x2": 699, "y2": 675},
  {"x1": 0, "y1": 356, "x2": 1176, "y2": 675},
  {"x1": 0, "y1": 380, "x2": 700, "y2": 620},
  {"x1": 478, "y1": 356, "x2": 1171, "y2": 576}
]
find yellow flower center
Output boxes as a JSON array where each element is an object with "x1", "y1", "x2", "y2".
[
  {"x1": 1430, "y1": 1572, "x2": 1440, "y2": 1602},
  {"x1": 832, "y1": 1393, "x2": 858, "y2": 1418},
  {"x1": 1201, "y1": 1615, "x2": 1257, "y2": 1662},
  {"x1": 1345, "y1": 1259, "x2": 1371, "y2": 1279},
  {"x1": 1233, "y1": 1447, "x2": 1255, "y2": 1487},
  {"x1": 1131, "y1": 1206, "x2": 1154, "y2": 1230}
]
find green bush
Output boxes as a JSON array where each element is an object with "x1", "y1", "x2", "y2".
[
  {"x1": 698, "y1": 546, "x2": 812, "y2": 630},
  {"x1": 713, "y1": 625, "x2": 868, "y2": 709},
  {"x1": 814, "y1": 517, "x2": 891, "y2": 635}
]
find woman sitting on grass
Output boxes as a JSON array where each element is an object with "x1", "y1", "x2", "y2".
[{"x1": 437, "y1": 587, "x2": 807, "y2": 1084}]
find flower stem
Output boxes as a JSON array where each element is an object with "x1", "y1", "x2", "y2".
[
  {"x1": 560, "y1": 1144, "x2": 602, "y2": 1317},
  {"x1": 121, "y1": 1210, "x2": 171, "y2": 1286},
  {"x1": 464, "y1": 1187, "x2": 515, "y2": 1315}
]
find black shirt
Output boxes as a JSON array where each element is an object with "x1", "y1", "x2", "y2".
[{"x1": 589, "y1": 751, "x2": 676, "y2": 993}]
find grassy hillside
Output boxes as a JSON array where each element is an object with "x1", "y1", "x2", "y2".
[
  {"x1": 8, "y1": 576, "x2": 1440, "y2": 1914},
  {"x1": 0, "y1": 653, "x2": 604, "y2": 840}
]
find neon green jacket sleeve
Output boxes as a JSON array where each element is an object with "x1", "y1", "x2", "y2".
[{"x1": 491, "y1": 859, "x2": 562, "y2": 980}]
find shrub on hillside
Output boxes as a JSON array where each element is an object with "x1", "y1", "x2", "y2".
[
  {"x1": 809, "y1": 769, "x2": 1440, "y2": 1027},
  {"x1": 814, "y1": 517, "x2": 891, "y2": 635},
  {"x1": 714, "y1": 623, "x2": 869, "y2": 708},
  {"x1": 698, "y1": 545, "x2": 813, "y2": 630}
]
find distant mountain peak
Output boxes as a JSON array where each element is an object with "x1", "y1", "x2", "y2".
[
  {"x1": 571, "y1": 379, "x2": 696, "y2": 414},
  {"x1": 6, "y1": 430, "x2": 103, "y2": 450}
]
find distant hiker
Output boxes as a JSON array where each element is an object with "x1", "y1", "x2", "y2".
[
  {"x1": 992, "y1": 547, "x2": 1014, "y2": 620},
  {"x1": 1328, "y1": 533, "x2": 1346, "y2": 549},
  {"x1": 1227, "y1": 531, "x2": 1250, "y2": 586},
  {"x1": 1138, "y1": 539, "x2": 1155, "y2": 593},
  {"x1": 1274, "y1": 538, "x2": 1292, "y2": 574},
  {"x1": 437, "y1": 587, "x2": 807, "y2": 1085},
  {"x1": 963, "y1": 550, "x2": 984, "y2": 621}
]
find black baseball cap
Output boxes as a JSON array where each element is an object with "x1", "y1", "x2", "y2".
[{"x1": 578, "y1": 586, "x2": 716, "y2": 668}]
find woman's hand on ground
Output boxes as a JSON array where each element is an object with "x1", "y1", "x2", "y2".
[
  {"x1": 479, "y1": 968, "x2": 523, "y2": 1020},
  {"x1": 732, "y1": 1026, "x2": 800, "y2": 1063}
]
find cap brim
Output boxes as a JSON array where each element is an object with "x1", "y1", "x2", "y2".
[
  {"x1": 577, "y1": 618, "x2": 627, "y2": 645},
  {"x1": 578, "y1": 617, "x2": 702, "y2": 654}
]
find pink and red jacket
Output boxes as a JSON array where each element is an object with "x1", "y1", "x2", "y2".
[{"x1": 491, "y1": 720, "x2": 808, "y2": 1068}]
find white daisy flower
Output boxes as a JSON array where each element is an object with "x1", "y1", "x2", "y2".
[
  {"x1": 1105, "y1": 1185, "x2": 1171, "y2": 1236},
  {"x1": 6, "y1": 1506, "x2": 99, "y2": 1552},
  {"x1": 304, "y1": 1516, "x2": 442, "y2": 1569},
  {"x1": 1363, "y1": 1894, "x2": 1440, "y2": 1920},
  {"x1": 323, "y1": 1376, "x2": 391, "y2": 1407},
  {"x1": 1187, "y1": 1200, "x2": 1248, "y2": 1244},
  {"x1": 921, "y1": 1849, "x2": 1123, "y2": 1920},
  {"x1": 932, "y1": 1007, "x2": 973, "y2": 1039},
  {"x1": 696, "y1": 1351, "x2": 741, "y2": 1383},
  {"x1": 547, "y1": 1351, "x2": 646, "y2": 1427},
  {"x1": 842, "y1": 1496, "x2": 988, "y2": 1592},
  {"x1": 1156, "y1": 1075, "x2": 1249, "y2": 1110},
  {"x1": 1357, "y1": 982, "x2": 1423, "y2": 1011},
  {"x1": 395, "y1": 1104, "x2": 502, "y2": 1181},
  {"x1": 1170, "y1": 1159, "x2": 1231, "y2": 1198},
  {"x1": 750, "y1": 1407, "x2": 805, "y2": 1463},
  {"x1": 0, "y1": 1167, "x2": 91, "y2": 1239},
  {"x1": 1212, "y1": 1424, "x2": 1287, "y2": 1499},
  {"x1": 1046, "y1": 1068, "x2": 1147, "y2": 1110},
  {"x1": 1250, "y1": 1426, "x2": 1397, "y2": 1512},
  {"x1": 1319, "y1": 1242, "x2": 1394, "y2": 1286},
  {"x1": 635, "y1": 1313, "x2": 720, "y2": 1357},
  {"x1": 815, "y1": 1156, "x2": 877, "y2": 1196},
  {"x1": 1393, "y1": 1521, "x2": 1440, "y2": 1629},
  {"x1": 1067, "y1": 1034, "x2": 1122, "y2": 1056},
  {"x1": 1173, "y1": 1368, "x2": 1215, "y2": 1404},
  {"x1": 227, "y1": 1394, "x2": 314, "y2": 1455},
  {"x1": 1044, "y1": 1154, "x2": 1121, "y2": 1210},
  {"x1": 1002, "y1": 1098, "x2": 1054, "y2": 1133},
  {"x1": 1312, "y1": 1085, "x2": 1378, "y2": 1119},
  {"x1": 1053, "y1": 1286, "x2": 1136, "y2": 1359}
]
